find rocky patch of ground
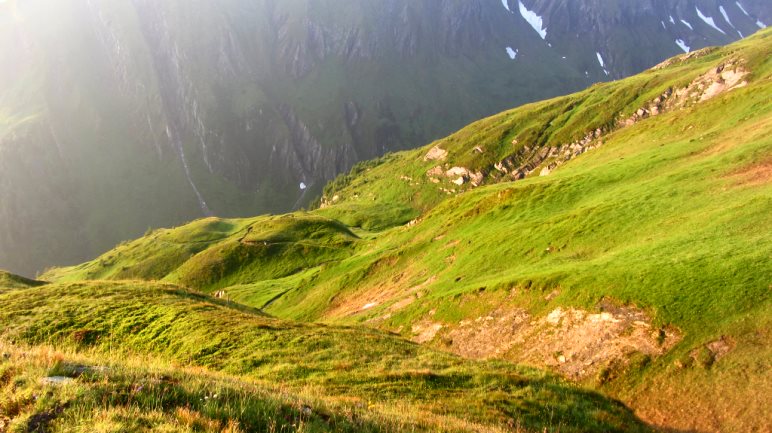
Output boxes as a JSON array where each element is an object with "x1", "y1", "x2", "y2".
[
  {"x1": 423, "y1": 146, "x2": 448, "y2": 161},
  {"x1": 414, "y1": 299, "x2": 681, "y2": 381}
]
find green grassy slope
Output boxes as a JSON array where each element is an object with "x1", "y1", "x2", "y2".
[
  {"x1": 0, "y1": 271, "x2": 46, "y2": 291},
  {"x1": 0, "y1": 342, "x2": 404, "y2": 433},
  {"x1": 32, "y1": 29, "x2": 772, "y2": 432},
  {"x1": 316, "y1": 31, "x2": 772, "y2": 228},
  {"x1": 44, "y1": 215, "x2": 359, "y2": 293},
  {"x1": 0, "y1": 282, "x2": 648, "y2": 433}
]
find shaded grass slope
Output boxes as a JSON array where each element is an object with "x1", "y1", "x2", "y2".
[{"x1": 0, "y1": 271, "x2": 45, "y2": 292}]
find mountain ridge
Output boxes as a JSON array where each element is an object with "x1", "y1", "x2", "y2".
[{"x1": 2, "y1": 0, "x2": 770, "y2": 276}]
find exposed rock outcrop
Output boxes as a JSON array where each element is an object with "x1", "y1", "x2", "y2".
[
  {"x1": 435, "y1": 59, "x2": 750, "y2": 193},
  {"x1": 424, "y1": 146, "x2": 448, "y2": 162},
  {"x1": 420, "y1": 299, "x2": 682, "y2": 381}
]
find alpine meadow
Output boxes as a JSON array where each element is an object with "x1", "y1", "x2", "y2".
[{"x1": 1, "y1": 2, "x2": 771, "y2": 433}]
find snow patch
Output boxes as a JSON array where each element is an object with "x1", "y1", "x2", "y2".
[
  {"x1": 735, "y1": 2, "x2": 750, "y2": 17},
  {"x1": 661, "y1": 21, "x2": 667, "y2": 30},
  {"x1": 696, "y1": 7, "x2": 726, "y2": 34},
  {"x1": 596, "y1": 52, "x2": 609, "y2": 76},
  {"x1": 734, "y1": 3, "x2": 764, "y2": 29},
  {"x1": 505, "y1": 47, "x2": 518, "y2": 59},
  {"x1": 299, "y1": 182, "x2": 307, "y2": 190},
  {"x1": 680, "y1": 19, "x2": 694, "y2": 30},
  {"x1": 501, "y1": 0, "x2": 510, "y2": 12},
  {"x1": 518, "y1": 1, "x2": 547, "y2": 39},
  {"x1": 675, "y1": 39, "x2": 690, "y2": 53},
  {"x1": 669, "y1": 15, "x2": 676, "y2": 25}
]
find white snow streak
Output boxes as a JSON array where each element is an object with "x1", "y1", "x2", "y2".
[
  {"x1": 669, "y1": 15, "x2": 676, "y2": 25},
  {"x1": 734, "y1": 3, "x2": 764, "y2": 28},
  {"x1": 675, "y1": 39, "x2": 690, "y2": 53},
  {"x1": 736, "y1": 2, "x2": 750, "y2": 17},
  {"x1": 518, "y1": 1, "x2": 547, "y2": 39},
  {"x1": 720, "y1": 5, "x2": 744, "y2": 37},
  {"x1": 299, "y1": 182, "x2": 307, "y2": 190},
  {"x1": 596, "y1": 52, "x2": 609, "y2": 75},
  {"x1": 696, "y1": 7, "x2": 726, "y2": 34},
  {"x1": 501, "y1": 0, "x2": 510, "y2": 12},
  {"x1": 506, "y1": 47, "x2": 518, "y2": 59},
  {"x1": 165, "y1": 125, "x2": 211, "y2": 216},
  {"x1": 680, "y1": 19, "x2": 694, "y2": 30},
  {"x1": 661, "y1": 21, "x2": 667, "y2": 29}
]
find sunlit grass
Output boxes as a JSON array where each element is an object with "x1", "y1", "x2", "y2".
[{"x1": 0, "y1": 282, "x2": 647, "y2": 432}]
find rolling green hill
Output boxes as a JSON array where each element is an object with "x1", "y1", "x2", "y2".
[
  {"x1": 0, "y1": 281, "x2": 647, "y2": 433},
  {"x1": 4, "y1": 29, "x2": 771, "y2": 433},
  {"x1": 0, "y1": 271, "x2": 45, "y2": 290}
]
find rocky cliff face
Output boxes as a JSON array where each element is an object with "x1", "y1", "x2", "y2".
[
  {"x1": 515, "y1": 0, "x2": 768, "y2": 78},
  {"x1": 0, "y1": 0, "x2": 768, "y2": 276}
]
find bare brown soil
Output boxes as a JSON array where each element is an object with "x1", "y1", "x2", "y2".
[{"x1": 413, "y1": 298, "x2": 681, "y2": 381}]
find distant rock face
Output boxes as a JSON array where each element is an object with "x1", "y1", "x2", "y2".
[
  {"x1": 517, "y1": 0, "x2": 769, "y2": 78},
  {"x1": 0, "y1": 0, "x2": 768, "y2": 276}
]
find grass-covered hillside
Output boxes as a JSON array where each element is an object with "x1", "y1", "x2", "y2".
[
  {"x1": 0, "y1": 271, "x2": 45, "y2": 292},
  {"x1": 5, "y1": 29, "x2": 771, "y2": 433},
  {"x1": 0, "y1": 281, "x2": 647, "y2": 433}
]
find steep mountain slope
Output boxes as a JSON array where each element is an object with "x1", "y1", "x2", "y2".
[
  {"x1": 516, "y1": 0, "x2": 770, "y2": 78},
  {"x1": 1, "y1": 0, "x2": 769, "y2": 277},
  {"x1": 42, "y1": 29, "x2": 772, "y2": 432},
  {"x1": 0, "y1": 281, "x2": 650, "y2": 433}
]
